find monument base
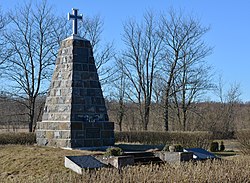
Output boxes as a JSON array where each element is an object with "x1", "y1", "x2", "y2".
[{"x1": 36, "y1": 121, "x2": 114, "y2": 148}]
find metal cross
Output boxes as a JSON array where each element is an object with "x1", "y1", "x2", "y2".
[{"x1": 68, "y1": 8, "x2": 83, "y2": 35}]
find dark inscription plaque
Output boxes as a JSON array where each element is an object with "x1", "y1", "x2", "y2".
[{"x1": 86, "y1": 128, "x2": 100, "y2": 138}]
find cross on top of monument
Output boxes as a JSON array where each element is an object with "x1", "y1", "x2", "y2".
[{"x1": 68, "y1": 8, "x2": 83, "y2": 35}]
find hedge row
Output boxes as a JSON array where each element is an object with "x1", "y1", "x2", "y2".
[
  {"x1": 0, "y1": 131, "x2": 215, "y2": 150},
  {"x1": 0, "y1": 132, "x2": 36, "y2": 145},
  {"x1": 236, "y1": 130, "x2": 250, "y2": 154},
  {"x1": 115, "y1": 131, "x2": 213, "y2": 149}
]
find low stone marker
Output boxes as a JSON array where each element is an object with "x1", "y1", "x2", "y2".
[
  {"x1": 65, "y1": 155, "x2": 135, "y2": 173},
  {"x1": 65, "y1": 156, "x2": 106, "y2": 174},
  {"x1": 155, "y1": 152, "x2": 193, "y2": 163},
  {"x1": 96, "y1": 155, "x2": 134, "y2": 169}
]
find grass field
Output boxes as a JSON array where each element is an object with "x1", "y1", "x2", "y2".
[
  {"x1": 0, "y1": 144, "x2": 250, "y2": 183},
  {"x1": 0, "y1": 145, "x2": 100, "y2": 182}
]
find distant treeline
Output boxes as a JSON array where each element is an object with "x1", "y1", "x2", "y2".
[{"x1": 0, "y1": 95, "x2": 249, "y2": 138}]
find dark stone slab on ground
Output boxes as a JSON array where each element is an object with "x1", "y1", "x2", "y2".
[
  {"x1": 65, "y1": 155, "x2": 106, "y2": 174},
  {"x1": 184, "y1": 148, "x2": 220, "y2": 160}
]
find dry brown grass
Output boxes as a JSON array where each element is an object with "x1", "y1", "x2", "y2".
[
  {"x1": 0, "y1": 145, "x2": 99, "y2": 182},
  {"x1": 0, "y1": 145, "x2": 250, "y2": 183}
]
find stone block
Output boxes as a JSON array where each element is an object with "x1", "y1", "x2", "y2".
[
  {"x1": 73, "y1": 72, "x2": 81, "y2": 80},
  {"x1": 82, "y1": 122, "x2": 94, "y2": 128},
  {"x1": 89, "y1": 64, "x2": 97, "y2": 72},
  {"x1": 71, "y1": 114, "x2": 83, "y2": 121},
  {"x1": 36, "y1": 138, "x2": 48, "y2": 146},
  {"x1": 92, "y1": 140, "x2": 102, "y2": 147},
  {"x1": 101, "y1": 131, "x2": 114, "y2": 138},
  {"x1": 65, "y1": 156, "x2": 106, "y2": 174},
  {"x1": 82, "y1": 64, "x2": 88, "y2": 71},
  {"x1": 84, "y1": 106, "x2": 95, "y2": 113},
  {"x1": 89, "y1": 81, "x2": 99, "y2": 88},
  {"x1": 46, "y1": 131, "x2": 54, "y2": 139},
  {"x1": 86, "y1": 128, "x2": 101, "y2": 138},
  {"x1": 42, "y1": 113, "x2": 49, "y2": 120},
  {"x1": 71, "y1": 122, "x2": 83, "y2": 130},
  {"x1": 107, "y1": 156, "x2": 134, "y2": 169},
  {"x1": 61, "y1": 131, "x2": 71, "y2": 139},
  {"x1": 96, "y1": 106, "x2": 107, "y2": 113},
  {"x1": 72, "y1": 97, "x2": 85, "y2": 104},
  {"x1": 92, "y1": 122, "x2": 103, "y2": 129},
  {"x1": 73, "y1": 131, "x2": 85, "y2": 139},
  {"x1": 74, "y1": 63, "x2": 82, "y2": 71},
  {"x1": 84, "y1": 140, "x2": 93, "y2": 147},
  {"x1": 72, "y1": 105, "x2": 84, "y2": 113},
  {"x1": 102, "y1": 138, "x2": 115, "y2": 146},
  {"x1": 36, "y1": 130, "x2": 45, "y2": 138},
  {"x1": 87, "y1": 89, "x2": 96, "y2": 96},
  {"x1": 73, "y1": 80, "x2": 83, "y2": 87},
  {"x1": 89, "y1": 57, "x2": 94, "y2": 64},
  {"x1": 91, "y1": 97, "x2": 104, "y2": 105},
  {"x1": 80, "y1": 89, "x2": 88, "y2": 96},
  {"x1": 155, "y1": 152, "x2": 193, "y2": 163},
  {"x1": 103, "y1": 122, "x2": 114, "y2": 130},
  {"x1": 88, "y1": 73, "x2": 98, "y2": 80},
  {"x1": 81, "y1": 72, "x2": 90, "y2": 80},
  {"x1": 58, "y1": 122, "x2": 71, "y2": 130}
]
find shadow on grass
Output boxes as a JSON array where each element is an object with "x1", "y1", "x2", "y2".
[{"x1": 213, "y1": 151, "x2": 238, "y2": 157}]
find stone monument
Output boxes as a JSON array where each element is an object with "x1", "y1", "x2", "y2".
[{"x1": 36, "y1": 8, "x2": 114, "y2": 148}]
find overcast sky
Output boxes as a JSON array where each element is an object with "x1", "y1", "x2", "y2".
[{"x1": 1, "y1": 0, "x2": 250, "y2": 101}]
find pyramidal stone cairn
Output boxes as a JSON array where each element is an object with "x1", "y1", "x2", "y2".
[{"x1": 36, "y1": 8, "x2": 114, "y2": 148}]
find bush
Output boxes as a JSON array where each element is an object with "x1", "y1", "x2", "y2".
[
  {"x1": 210, "y1": 141, "x2": 219, "y2": 152},
  {"x1": 169, "y1": 144, "x2": 183, "y2": 152},
  {"x1": 0, "y1": 132, "x2": 36, "y2": 145},
  {"x1": 115, "y1": 131, "x2": 213, "y2": 149},
  {"x1": 236, "y1": 130, "x2": 250, "y2": 154},
  {"x1": 220, "y1": 141, "x2": 225, "y2": 151},
  {"x1": 104, "y1": 147, "x2": 123, "y2": 156},
  {"x1": 162, "y1": 144, "x2": 170, "y2": 151}
]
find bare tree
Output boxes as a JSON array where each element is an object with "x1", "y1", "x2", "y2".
[
  {"x1": 121, "y1": 11, "x2": 164, "y2": 130},
  {"x1": 2, "y1": 1, "x2": 60, "y2": 132},
  {"x1": 213, "y1": 77, "x2": 241, "y2": 136},
  {"x1": 160, "y1": 10, "x2": 212, "y2": 131},
  {"x1": 110, "y1": 56, "x2": 129, "y2": 131},
  {"x1": 171, "y1": 58, "x2": 213, "y2": 131},
  {"x1": 0, "y1": 7, "x2": 8, "y2": 66}
]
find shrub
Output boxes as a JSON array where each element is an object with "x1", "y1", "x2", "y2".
[
  {"x1": 162, "y1": 144, "x2": 170, "y2": 151},
  {"x1": 169, "y1": 144, "x2": 183, "y2": 152},
  {"x1": 104, "y1": 147, "x2": 123, "y2": 156},
  {"x1": 0, "y1": 132, "x2": 36, "y2": 145},
  {"x1": 220, "y1": 141, "x2": 225, "y2": 151},
  {"x1": 236, "y1": 130, "x2": 250, "y2": 154},
  {"x1": 210, "y1": 141, "x2": 219, "y2": 152}
]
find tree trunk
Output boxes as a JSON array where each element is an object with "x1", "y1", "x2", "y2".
[
  {"x1": 29, "y1": 97, "x2": 36, "y2": 132},
  {"x1": 183, "y1": 109, "x2": 187, "y2": 131},
  {"x1": 143, "y1": 104, "x2": 150, "y2": 131},
  {"x1": 118, "y1": 110, "x2": 123, "y2": 132},
  {"x1": 163, "y1": 89, "x2": 170, "y2": 131}
]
